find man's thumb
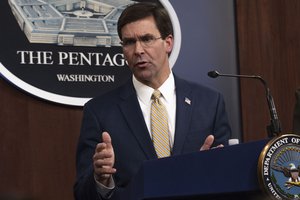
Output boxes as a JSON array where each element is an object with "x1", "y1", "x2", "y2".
[
  {"x1": 102, "y1": 132, "x2": 112, "y2": 145},
  {"x1": 200, "y1": 135, "x2": 214, "y2": 151}
]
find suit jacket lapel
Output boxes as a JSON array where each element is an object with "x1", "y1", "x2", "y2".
[
  {"x1": 172, "y1": 76, "x2": 193, "y2": 155},
  {"x1": 118, "y1": 81, "x2": 157, "y2": 160}
]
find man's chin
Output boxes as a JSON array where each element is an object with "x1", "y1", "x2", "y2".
[{"x1": 134, "y1": 71, "x2": 153, "y2": 83}]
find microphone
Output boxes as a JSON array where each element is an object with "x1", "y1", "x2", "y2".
[{"x1": 208, "y1": 70, "x2": 281, "y2": 138}]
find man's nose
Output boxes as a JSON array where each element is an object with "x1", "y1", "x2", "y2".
[{"x1": 134, "y1": 40, "x2": 145, "y2": 54}]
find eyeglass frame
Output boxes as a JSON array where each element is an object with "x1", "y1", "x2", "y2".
[{"x1": 120, "y1": 34, "x2": 163, "y2": 49}]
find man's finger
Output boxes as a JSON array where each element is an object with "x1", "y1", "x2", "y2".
[
  {"x1": 95, "y1": 142, "x2": 107, "y2": 153},
  {"x1": 200, "y1": 135, "x2": 214, "y2": 151},
  {"x1": 94, "y1": 159, "x2": 114, "y2": 167},
  {"x1": 97, "y1": 167, "x2": 117, "y2": 174}
]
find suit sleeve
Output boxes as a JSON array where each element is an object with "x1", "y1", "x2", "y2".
[
  {"x1": 74, "y1": 103, "x2": 104, "y2": 200},
  {"x1": 212, "y1": 92, "x2": 232, "y2": 146}
]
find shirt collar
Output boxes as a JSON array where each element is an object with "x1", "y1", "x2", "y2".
[{"x1": 132, "y1": 73, "x2": 175, "y2": 105}]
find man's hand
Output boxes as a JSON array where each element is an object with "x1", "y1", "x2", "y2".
[
  {"x1": 93, "y1": 132, "x2": 116, "y2": 186},
  {"x1": 200, "y1": 135, "x2": 224, "y2": 151}
]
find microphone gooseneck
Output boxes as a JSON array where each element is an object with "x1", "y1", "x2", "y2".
[{"x1": 208, "y1": 70, "x2": 281, "y2": 138}]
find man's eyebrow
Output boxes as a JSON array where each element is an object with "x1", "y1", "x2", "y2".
[
  {"x1": 140, "y1": 34, "x2": 155, "y2": 38},
  {"x1": 122, "y1": 37, "x2": 135, "y2": 41},
  {"x1": 122, "y1": 34, "x2": 154, "y2": 40}
]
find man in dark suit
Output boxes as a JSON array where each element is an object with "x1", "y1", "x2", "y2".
[
  {"x1": 293, "y1": 88, "x2": 300, "y2": 134},
  {"x1": 74, "y1": 2, "x2": 231, "y2": 200}
]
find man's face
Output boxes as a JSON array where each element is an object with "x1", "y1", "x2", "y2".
[{"x1": 121, "y1": 16, "x2": 173, "y2": 88}]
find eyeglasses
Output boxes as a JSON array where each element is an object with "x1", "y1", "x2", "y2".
[{"x1": 120, "y1": 35, "x2": 162, "y2": 48}]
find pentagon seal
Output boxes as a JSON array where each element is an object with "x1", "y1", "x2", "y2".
[{"x1": 258, "y1": 134, "x2": 300, "y2": 200}]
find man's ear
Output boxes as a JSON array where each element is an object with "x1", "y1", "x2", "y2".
[{"x1": 165, "y1": 35, "x2": 174, "y2": 54}]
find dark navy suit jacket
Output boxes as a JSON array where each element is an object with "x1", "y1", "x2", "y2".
[{"x1": 74, "y1": 75, "x2": 231, "y2": 200}]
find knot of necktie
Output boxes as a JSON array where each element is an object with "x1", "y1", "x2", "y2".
[{"x1": 151, "y1": 90, "x2": 161, "y2": 101}]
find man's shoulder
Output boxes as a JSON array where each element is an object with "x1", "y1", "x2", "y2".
[{"x1": 174, "y1": 75, "x2": 221, "y2": 96}]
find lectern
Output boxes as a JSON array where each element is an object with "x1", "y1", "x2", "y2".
[{"x1": 121, "y1": 139, "x2": 269, "y2": 200}]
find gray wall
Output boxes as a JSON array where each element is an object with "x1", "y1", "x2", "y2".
[{"x1": 170, "y1": 0, "x2": 241, "y2": 140}]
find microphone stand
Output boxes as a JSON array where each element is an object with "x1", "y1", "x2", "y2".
[
  {"x1": 255, "y1": 77, "x2": 281, "y2": 137},
  {"x1": 208, "y1": 70, "x2": 281, "y2": 138}
]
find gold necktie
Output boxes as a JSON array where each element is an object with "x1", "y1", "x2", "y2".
[{"x1": 151, "y1": 90, "x2": 170, "y2": 158}]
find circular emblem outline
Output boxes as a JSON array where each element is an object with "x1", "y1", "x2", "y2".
[
  {"x1": 258, "y1": 134, "x2": 300, "y2": 200},
  {"x1": 0, "y1": 0, "x2": 182, "y2": 106}
]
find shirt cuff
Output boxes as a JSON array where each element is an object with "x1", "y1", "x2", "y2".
[{"x1": 94, "y1": 175, "x2": 115, "y2": 199}]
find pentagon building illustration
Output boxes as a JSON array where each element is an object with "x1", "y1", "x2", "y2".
[{"x1": 8, "y1": 0, "x2": 134, "y2": 47}]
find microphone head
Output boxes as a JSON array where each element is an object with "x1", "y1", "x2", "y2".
[{"x1": 207, "y1": 70, "x2": 219, "y2": 78}]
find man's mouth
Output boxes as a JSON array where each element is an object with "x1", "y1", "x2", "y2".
[{"x1": 135, "y1": 61, "x2": 148, "y2": 68}]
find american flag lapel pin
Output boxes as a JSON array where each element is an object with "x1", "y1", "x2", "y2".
[{"x1": 185, "y1": 97, "x2": 191, "y2": 105}]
